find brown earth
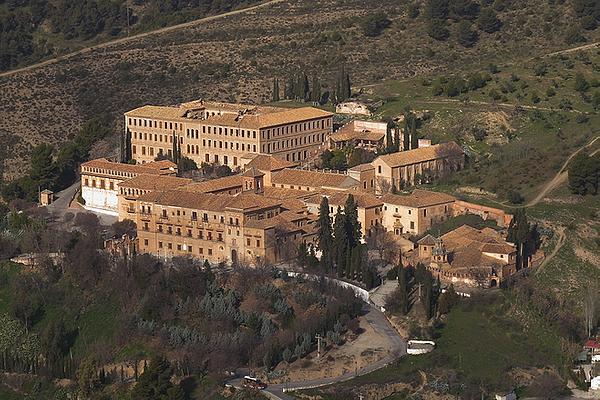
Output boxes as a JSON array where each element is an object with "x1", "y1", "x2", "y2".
[{"x1": 1, "y1": 0, "x2": 599, "y2": 179}]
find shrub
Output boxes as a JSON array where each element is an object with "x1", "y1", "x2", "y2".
[{"x1": 361, "y1": 12, "x2": 391, "y2": 37}]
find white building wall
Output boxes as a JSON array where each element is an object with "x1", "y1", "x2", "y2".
[{"x1": 82, "y1": 186, "x2": 119, "y2": 216}]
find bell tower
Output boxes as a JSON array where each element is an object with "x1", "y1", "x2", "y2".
[{"x1": 242, "y1": 167, "x2": 264, "y2": 194}]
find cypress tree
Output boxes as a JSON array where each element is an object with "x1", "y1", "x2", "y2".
[
  {"x1": 421, "y1": 271, "x2": 434, "y2": 319},
  {"x1": 333, "y1": 207, "x2": 348, "y2": 275},
  {"x1": 272, "y1": 78, "x2": 280, "y2": 102},
  {"x1": 317, "y1": 197, "x2": 334, "y2": 271},
  {"x1": 172, "y1": 132, "x2": 179, "y2": 163},
  {"x1": 344, "y1": 194, "x2": 362, "y2": 248},
  {"x1": 397, "y1": 265, "x2": 409, "y2": 315},
  {"x1": 386, "y1": 128, "x2": 394, "y2": 153},
  {"x1": 284, "y1": 76, "x2": 294, "y2": 99},
  {"x1": 393, "y1": 128, "x2": 401, "y2": 153},
  {"x1": 507, "y1": 209, "x2": 530, "y2": 269},
  {"x1": 302, "y1": 72, "x2": 310, "y2": 101},
  {"x1": 310, "y1": 74, "x2": 321, "y2": 103}
]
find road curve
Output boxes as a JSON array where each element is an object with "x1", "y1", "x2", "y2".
[
  {"x1": 0, "y1": 0, "x2": 285, "y2": 79},
  {"x1": 230, "y1": 303, "x2": 406, "y2": 400}
]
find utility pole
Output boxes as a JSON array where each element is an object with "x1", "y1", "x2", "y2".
[{"x1": 315, "y1": 334, "x2": 323, "y2": 358}]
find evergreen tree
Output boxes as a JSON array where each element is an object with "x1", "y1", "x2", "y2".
[
  {"x1": 507, "y1": 209, "x2": 530, "y2": 269},
  {"x1": 457, "y1": 20, "x2": 478, "y2": 47},
  {"x1": 393, "y1": 127, "x2": 401, "y2": 153},
  {"x1": 477, "y1": 8, "x2": 501, "y2": 33},
  {"x1": 438, "y1": 284, "x2": 459, "y2": 314},
  {"x1": 397, "y1": 265, "x2": 409, "y2": 315},
  {"x1": 272, "y1": 78, "x2": 280, "y2": 102},
  {"x1": 310, "y1": 74, "x2": 321, "y2": 103},
  {"x1": 171, "y1": 132, "x2": 179, "y2": 163},
  {"x1": 421, "y1": 271, "x2": 434, "y2": 319},
  {"x1": 284, "y1": 75, "x2": 294, "y2": 99},
  {"x1": 385, "y1": 128, "x2": 394, "y2": 153},
  {"x1": 336, "y1": 65, "x2": 352, "y2": 103},
  {"x1": 344, "y1": 194, "x2": 362, "y2": 248},
  {"x1": 317, "y1": 197, "x2": 334, "y2": 271},
  {"x1": 131, "y1": 356, "x2": 174, "y2": 400},
  {"x1": 298, "y1": 242, "x2": 308, "y2": 267},
  {"x1": 333, "y1": 207, "x2": 348, "y2": 275}
]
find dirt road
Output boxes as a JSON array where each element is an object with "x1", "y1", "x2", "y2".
[{"x1": 0, "y1": 0, "x2": 284, "y2": 79}]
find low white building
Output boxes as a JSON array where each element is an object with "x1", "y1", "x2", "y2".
[{"x1": 80, "y1": 158, "x2": 177, "y2": 216}]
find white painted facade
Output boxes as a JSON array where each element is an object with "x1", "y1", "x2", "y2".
[{"x1": 82, "y1": 186, "x2": 119, "y2": 216}]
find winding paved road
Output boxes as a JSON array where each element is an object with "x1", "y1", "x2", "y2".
[{"x1": 229, "y1": 303, "x2": 406, "y2": 400}]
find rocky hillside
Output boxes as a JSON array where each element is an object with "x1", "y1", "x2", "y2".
[{"x1": 1, "y1": 0, "x2": 599, "y2": 178}]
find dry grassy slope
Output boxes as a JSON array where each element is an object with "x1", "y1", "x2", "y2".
[{"x1": 0, "y1": 0, "x2": 598, "y2": 178}]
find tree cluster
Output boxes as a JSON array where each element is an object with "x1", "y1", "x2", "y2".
[
  {"x1": 568, "y1": 152, "x2": 600, "y2": 196},
  {"x1": 316, "y1": 196, "x2": 380, "y2": 289},
  {"x1": 361, "y1": 12, "x2": 392, "y2": 37},
  {"x1": 278, "y1": 72, "x2": 323, "y2": 104},
  {"x1": 1, "y1": 119, "x2": 110, "y2": 202},
  {"x1": 424, "y1": 0, "x2": 501, "y2": 46},
  {"x1": 507, "y1": 209, "x2": 540, "y2": 270}
]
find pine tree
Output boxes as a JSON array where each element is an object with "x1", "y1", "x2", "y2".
[
  {"x1": 272, "y1": 78, "x2": 280, "y2": 102},
  {"x1": 317, "y1": 197, "x2": 334, "y2": 271},
  {"x1": 302, "y1": 72, "x2": 309, "y2": 101}
]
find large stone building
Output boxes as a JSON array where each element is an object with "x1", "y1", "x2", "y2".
[
  {"x1": 80, "y1": 158, "x2": 177, "y2": 215},
  {"x1": 125, "y1": 100, "x2": 333, "y2": 168},
  {"x1": 381, "y1": 190, "x2": 456, "y2": 236},
  {"x1": 370, "y1": 142, "x2": 465, "y2": 192}
]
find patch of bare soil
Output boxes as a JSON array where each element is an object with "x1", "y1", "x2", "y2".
[{"x1": 270, "y1": 314, "x2": 389, "y2": 384}]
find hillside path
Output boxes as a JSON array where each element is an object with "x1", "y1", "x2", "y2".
[
  {"x1": 0, "y1": 0, "x2": 284, "y2": 79},
  {"x1": 525, "y1": 135, "x2": 599, "y2": 207}
]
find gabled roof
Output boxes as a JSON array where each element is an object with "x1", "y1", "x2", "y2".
[
  {"x1": 242, "y1": 167, "x2": 264, "y2": 178},
  {"x1": 81, "y1": 158, "x2": 175, "y2": 176},
  {"x1": 271, "y1": 169, "x2": 359, "y2": 189},
  {"x1": 119, "y1": 174, "x2": 192, "y2": 191},
  {"x1": 303, "y1": 190, "x2": 383, "y2": 209},
  {"x1": 126, "y1": 102, "x2": 332, "y2": 129},
  {"x1": 375, "y1": 142, "x2": 464, "y2": 168},
  {"x1": 330, "y1": 121, "x2": 386, "y2": 142},
  {"x1": 245, "y1": 154, "x2": 298, "y2": 172},
  {"x1": 182, "y1": 175, "x2": 244, "y2": 194},
  {"x1": 382, "y1": 189, "x2": 456, "y2": 208},
  {"x1": 418, "y1": 234, "x2": 437, "y2": 245},
  {"x1": 137, "y1": 190, "x2": 280, "y2": 213},
  {"x1": 348, "y1": 163, "x2": 375, "y2": 172}
]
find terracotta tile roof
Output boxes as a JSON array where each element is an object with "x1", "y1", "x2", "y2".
[
  {"x1": 348, "y1": 163, "x2": 375, "y2": 172},
  {"x1": 376, "y1": 142, "x2": 464, "y2": 168},
  {"x1": 271, "y1": 169, "x2": 359, "y2": 189},
  {"x1": 137, "y1": 190, "x2": 228, "y2": 212},
  {"x1": 226, "y1": 193, "x2": 281, "y2": 211},
  {"x1": 119, "y1": 175, "x2": 192, "y2": 191},
  {"x1": 481, "y1": 243, "x2": 516, "y2": 254},
  {"x1": 125, "y1": 105, "x2": 188, "y2": 121},
  {"x1": 304, "y1": 190, "x2": 383, "y2": 209},
  {"x1": 182, "y1": 175, "x2": 244, "y2": 193},
  {"x1": 242, "y1": 167, "x2": 264, "y2": 178},
  {"x1": 81, "y1": 158, "x2": 175, "y2": 176},
  {"x1": 418, "y1": 234, "x2": 437, "y2": 245},
  {"x1": 382, "y1": 189, "x2": 456, "y2": 208},
  {"x1": 263, "y1": 186, "x2": 313, "y2": 200},
  {"x1": 245, "y1": 154, "x2": 298, "y2": 172},
  {"x1": 244, "y1": 211, "x2": 308, "y2": 232},
  {"x1": 145, "y1": 160, "x2": 178, "y2": 170},
  {"x1": 126, "y1": 101, "x2": 331, "y2": 129},
  {"x1": 137, "y1": 190, "x2": 280, "y2": 212},
  {"x1": 205, "y1": 107, "x2": 332, "y2": 129}
]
